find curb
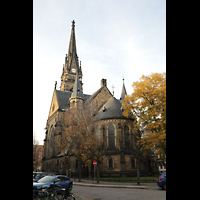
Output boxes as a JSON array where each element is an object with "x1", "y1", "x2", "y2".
[{"x1": 73, "y1": 182, "x2": 149, "y2": 189}]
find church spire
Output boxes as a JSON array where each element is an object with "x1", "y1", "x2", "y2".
[
  {"x1": 60, "y1": 20, "x2": 83, "y2": 92},
  {"x1": 120, "y1": 78, "x2": 127, "y2": 101}
]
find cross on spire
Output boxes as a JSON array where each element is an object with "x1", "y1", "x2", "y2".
[
  {"x1": 72, "y1": 20, "x2": 75, "y2": 28},
  {"x1": 112, "y1": 85, "x2": 115, "y2": 96}
]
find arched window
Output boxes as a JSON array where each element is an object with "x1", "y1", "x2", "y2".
[
  {"x1": 96, "y1": 126, "x2": 101, "y2": 140},
  {"x1": 103, "y1": 127, "x2": 106, "y2": 139},
  {"x1": 109, "y1": 158, "x2": 113, "y2": 168},
  {"x1": 131, "y1": 158, "x2": 136, "y2": 168},
  {"x1": 124, "y1": 125, "x2": 130, "y2": 147},
  {"x1": 48, "y1": 125, "x2": 54, "y2": 157},
  {"x1": 108, "y1": 124, "x2": 115, "y2": 147}
]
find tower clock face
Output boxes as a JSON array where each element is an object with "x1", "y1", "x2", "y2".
[{"x1": 71, "y1": 68, "x2": 76, "y2": 73}]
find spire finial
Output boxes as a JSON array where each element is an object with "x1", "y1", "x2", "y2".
[
  {"x1": 55, "y1": 81, "x2": 57, "y2": 90},
  {"x1": 72, "y1": 20, "x2": 75, "y2": 28},
  {"x1": 112, "y1": 85, "x2": 115, "y2": 96}
]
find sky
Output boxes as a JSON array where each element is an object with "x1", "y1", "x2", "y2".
[{"x1": 33, "y1": 0, "x2": 166, "y2": 145}]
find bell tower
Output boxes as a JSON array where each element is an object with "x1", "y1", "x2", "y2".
[{"x1": 60, "y1": 20, "x2": 83, "y2": 92}]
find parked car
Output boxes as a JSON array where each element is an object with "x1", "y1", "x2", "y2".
[
  {"x1": 33, "y1": 172, "x2": 37, "y2": 178},
  {"x1": 33, "y1": 175, "x2": 72, "y2": 198},
  {"x1": 157, "y1": 172, "x2": 166, "y2": 190},
  {"x1": 33, "y1": 172, "x2": 56, "y2": 182}
]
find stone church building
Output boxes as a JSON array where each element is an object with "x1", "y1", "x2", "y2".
[{"x1": 41, "y1": 21, "x2": 158, "y2": 177}]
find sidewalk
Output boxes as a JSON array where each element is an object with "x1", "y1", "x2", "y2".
[{"x1": 73, "y1": 179, "x2": 158, "y2": 190}]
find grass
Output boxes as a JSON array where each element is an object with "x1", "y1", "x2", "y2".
[{"x1": 84, "y1": 177, "x2": 157, "y2": 183}]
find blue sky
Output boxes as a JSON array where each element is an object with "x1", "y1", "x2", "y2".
[{"x1": 33, "y1": 0, "x2": 166, "y2": 144}]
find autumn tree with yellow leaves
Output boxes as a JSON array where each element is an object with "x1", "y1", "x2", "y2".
[
  {"x1": 123, "y1": 72, "x2": 166, "y2": 158},
  {"x1": 122, "y1": 72, "x2": 166, "y2": 184}
]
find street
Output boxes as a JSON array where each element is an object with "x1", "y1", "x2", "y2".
[{"x1": 72, "y1": 185, "x2": 166, "y2": 200}]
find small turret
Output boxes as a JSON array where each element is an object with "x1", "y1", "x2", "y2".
[
  {"x1": 69, "y1": 72, "x2": 84, "y2": 109},
  {"x1": 120, "y1": 78, "x2": 127, "y2": 101}
]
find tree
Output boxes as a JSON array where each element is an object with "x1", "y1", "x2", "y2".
[
  {"x1": 60, "y1": 102, "x2": 105, "y2": 182},
  {"x1": 83, "y1": 123, "x2": 106, "y2": 183},
  {"x1": 33, "y1": 132, "x2": 43, "y2": 171},
  {"x1": 59, "y1": 106, "x2": 86, "y2": 181},
  {"x1": 122, "y1": 72, "x2": 166, "y2": 183}
]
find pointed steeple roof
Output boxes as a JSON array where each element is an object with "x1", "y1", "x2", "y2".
[
  {"x1": 120, "y1": 78, "x2": 127, "y2": 101},
  {"x1": 70, "y1": 72, "x2": 84, "y2": 100},
  {"x1": 68, "y1": 20, "x2": 77, "y2": 56}
]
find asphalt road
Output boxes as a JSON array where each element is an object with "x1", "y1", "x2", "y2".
[{"x1": 72, "y1": 185, "x2": 166, "y2": 200}]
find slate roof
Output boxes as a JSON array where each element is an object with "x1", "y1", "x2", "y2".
[
  {"x1": 55, "y1": 83, "x2": 130, "y2": 121},
  {"x1": 56, "y1": 90, "x2": 71, "y2": 109},
  {"x1": 70, "y1": 73, "x2": 84, "y2": 100},
  {"x1": 55, "y1": 90, "x2": 91, "y2": 110},
  {"x1": 94, "y1": 96, "x2": 127, "y2": 120}
]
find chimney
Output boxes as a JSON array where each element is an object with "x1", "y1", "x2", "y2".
[{"x1": 101, "y1": 79, "x2": 107, "y2": 87}]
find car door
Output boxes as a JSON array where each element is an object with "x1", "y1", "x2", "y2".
[{"x1": 55, "y1": 176, "x2": 69, "y2": 190}]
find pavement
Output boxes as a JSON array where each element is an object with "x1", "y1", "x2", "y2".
[{"x1": 73, "y1": 179, "x2": 159, "y2": 190}]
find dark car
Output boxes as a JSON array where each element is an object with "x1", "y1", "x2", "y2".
[
  {"x1": 33, "y1": 172, "x2": 56, "y2": 182},
  {"x1": 157, "y1": 172, "x2": 166, "y2": 190},
  {"x1": 33, "y1": 175, "x2": 72, "y2": 198}
]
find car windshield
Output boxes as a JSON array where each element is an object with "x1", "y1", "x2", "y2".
[
  {"x1": 35, "y1": 173, "x2": 42, "y2": 179},
  {"x1": 33, "y1": 173, "x2": 37, "y2": 178},
  {"x1": 37, "y1": 176, "x2": 55, "y2": 183}
]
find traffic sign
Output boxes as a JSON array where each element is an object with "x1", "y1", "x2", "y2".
[{"x1": 93, "y1": 161, "x2": 97, "y2": 166}]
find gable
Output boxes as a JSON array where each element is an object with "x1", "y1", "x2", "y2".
[
  {"x1": 48, "y1": 90, "x2": 60, "y2": 118},
  {"x1": 86, "y1": 86, "x2": 113, "y2": 112}
]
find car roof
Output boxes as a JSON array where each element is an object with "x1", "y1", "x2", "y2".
[
  {"x1": 33, "y1": 172, "x2": 56, "y2": 174},
  {"x1": 44, "y1": 175, "x2": 69, "y2": 178},
  {"x1": 55, "y1": 175, "x2": 69, "y2": 178}
]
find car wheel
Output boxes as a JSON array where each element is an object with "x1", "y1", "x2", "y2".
[{"x1": 162, "y1": 184, "x2": 166, "y2": 190}]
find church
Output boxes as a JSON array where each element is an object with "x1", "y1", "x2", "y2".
[{"x1": 41, "y1": 21, "x2": 157, "y2": 177}]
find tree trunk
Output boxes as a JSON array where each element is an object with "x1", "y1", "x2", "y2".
[
  {"x1": 136, "y1": 158, "x2": 140, "y2": 185},
  {"x1": 78, "y1": 160, "x2": 81, "y2": 182},
  {"x1": 97, "y1": 164, "x2": 100, "y2": 183},
  {"x1": 88, "y1": 166, "x2": 91, "y2": 179}
]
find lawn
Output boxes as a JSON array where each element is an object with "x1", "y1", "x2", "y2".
[{"x1": 85, "y1": 177, "x2": 157, "y2": 183}]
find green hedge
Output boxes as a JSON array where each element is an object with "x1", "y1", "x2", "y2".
[{"x1": 85, "y1": 177, "x2": 157, "y2": 183}]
